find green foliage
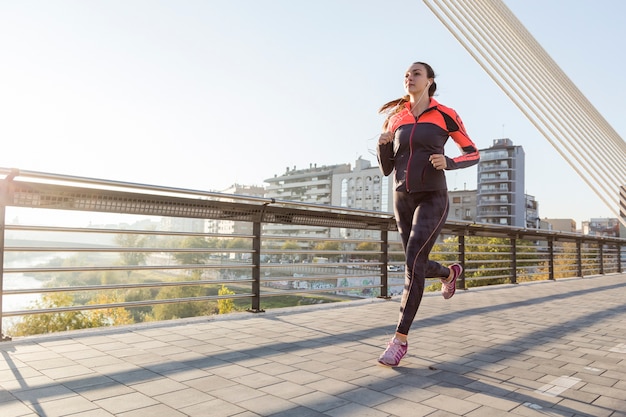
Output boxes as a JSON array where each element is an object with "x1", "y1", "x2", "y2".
[
  {"x1": 226, "y1": 238, "x2": 250, "y2": 249},
  {"x1": 314, "y1": 241, "x2": 341, "y2": 251},
  {"x1": 173, "y1": 236, "x2": 211, "y2": 265},
  {"x1": 355, "y1": 241, "x2": 379, "y2": 260},
  {"x1": 281, "y1": 240, "x2": 300, "y2": 250},
  {"x1": 218, "y1": 285, "x2": 236, "y2": 314},
  {"x1": 114, "y1": 233, "x2": 149, "y2": 277},
  {"x1": 172, "y1": 236, "x2": 212, "y2": 279},
  {"x1": 10, "y1": 292, "x2": 133, "y2": 336},
  {"x1": 124, "y1": 288, "x2": 158, "y2": 322},
  {"x1": 150, "y1": 284, "x2": 215, "y2": 320},
  {"x1": 429, "y1": 237, "x2": 458, "y2": 264}
]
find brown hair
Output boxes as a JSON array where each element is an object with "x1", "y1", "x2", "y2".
[{"x1": 378, "y1": 62, "x2": 437, "y2": 118}]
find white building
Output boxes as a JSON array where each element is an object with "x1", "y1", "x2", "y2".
[
  {"x1": 264, "y1": 163, "x2": 351, "y2": 238},
  {"x1": 330, "y1": 157, "x2": 392, "y2": 213},
  {"x1": 330, "y1": 157, "x2": 395, "y2": 241},
  {"x1": 204, "y1": 184, "x2": 265, "y2": 235}
]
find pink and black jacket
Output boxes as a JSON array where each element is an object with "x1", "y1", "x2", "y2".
[{"x1": 377, "y1": 98, "x2": 480, "y2": 193}]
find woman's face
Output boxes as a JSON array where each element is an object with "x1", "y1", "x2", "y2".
[{"x1": 404, "y1": 63, "x2": 430, "y2": 95}]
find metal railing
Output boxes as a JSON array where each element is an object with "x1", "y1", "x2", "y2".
[{"x1": 1, "y1": 168, "x2": 624, "y2": 340}]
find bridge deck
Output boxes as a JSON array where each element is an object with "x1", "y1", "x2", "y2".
[{"x1": 1, "y1": 274, "x2": 625, "y2": 416}]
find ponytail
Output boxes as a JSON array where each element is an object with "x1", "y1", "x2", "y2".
[
  {"x1": 379, "y1": 95, "x2": 409, "y2": 130},
  {"x1": 378, "y1": 95, "x2": 410, "y2": 115}
]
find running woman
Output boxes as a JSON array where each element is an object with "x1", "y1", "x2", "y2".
[{"x1": 377, "y1": 61, "x2": 480, "y2": 367}]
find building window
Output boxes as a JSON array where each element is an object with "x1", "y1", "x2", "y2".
[{"x1": 341, "y1": 178, "x2": 348, "y2": 207}]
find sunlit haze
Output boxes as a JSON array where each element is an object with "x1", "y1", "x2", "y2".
[{"x1": 1, "y1": 0, "x2": 624, "y2": 227}]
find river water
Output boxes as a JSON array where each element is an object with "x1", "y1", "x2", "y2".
[
  {"x1": 2, "y1": 256, "x2": 58, "y2": 317},
  {"x1": 2, "y1": 273, "x2": 46, "y2": 312}
]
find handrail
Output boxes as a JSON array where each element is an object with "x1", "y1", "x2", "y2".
[{"x1": 1, "y1": 168, "x2": 624, "y2": 340}]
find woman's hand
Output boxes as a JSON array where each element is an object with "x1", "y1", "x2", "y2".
[
  {"x1": 378, "y1": 131, "x2": 394, "y2": 145},
  {"x1": 429, "y1": 154, "x2": 447, "y2": 170}
]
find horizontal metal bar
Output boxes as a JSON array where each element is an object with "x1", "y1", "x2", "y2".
[
  {"x1": 2, "y1": 278, "x2": 254, "y2": 295},
  {"x1": 5, "y1": 224, "x2": 254, "y2": 239},
  {"x1": 5, "y1": 263, "x2": 253, "y2": 274},
  {"x1": 261, "y1": 273, "x2": 381, "y2": 283},
  {"x1": 259, "y1": 284, "x2": 382, "y2": 297},
  {"x1": 5, "y1": 247, "x2": 254, "y2": 253}
]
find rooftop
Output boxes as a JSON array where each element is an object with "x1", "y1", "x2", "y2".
[{"x1": 1, "y1": 273, "x2": 625, "y2": 416}]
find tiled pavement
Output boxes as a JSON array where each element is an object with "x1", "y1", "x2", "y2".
[{"x1": 1, "y1": 274, "x2": 625, "y2": 417}]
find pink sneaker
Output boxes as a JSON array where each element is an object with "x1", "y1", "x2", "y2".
[
  {"x1": 442, "y1": 263, "x2": 462, "y2": 299},
  {"x1": 378, "y1": 337, "x2": 408, "y2": 367}
]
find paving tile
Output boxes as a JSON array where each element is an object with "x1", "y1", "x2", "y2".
[
  {"x1": 207, "y1": 384, "x2": 266, "y2": 403},
  {"x1": 422, "y1": 393, "x2": 481, "y2": 415},
  {"x1": 153, "y1": 387, "x2": 216, "y2": 409},
  {"x1": 324, "y1": 401, "x2": 390, "y2": 417},
  {"x1": 374, "y1": 397, "x2": 437, "y2": 417},
  {"x1": 258, "y1": 380, "x2": 314, "y2": 399},
  {"x1": 290, "y1": 391, "x2": 350, "y2": 413},
  {"x1": 28, "y1": 395, "x2": 97, "y2": 417},
  {"x1": 236, "y1": 394, "x2": 297, "y2": 415},
  {"x1": 116, "y1": 403, "x2": 188, "y2": 417},
  {"x1": 0, "y1": 399, "x2": 38, "y2": 417},
  {"x1": 11, "y1": 384, "x2": 76, "y2": 403},
  {"x1": 129, "y1": 378, "x2": 188, "y2": 396},
  {"x1": 73, "y1": 381, "x2": 136, "y2": 401},
  {"x1": 94, "y1": 392, "x2": 158, "y2": 414},
  {"x1": 179, "y1": 397, "x2": 246, "y2": 417}
]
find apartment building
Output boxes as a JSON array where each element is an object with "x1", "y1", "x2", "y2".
[
  {"x1": 204, "y1": 184, "x2": 265, "y2": 235},
  {"x1": 330, "y1": 157, "x2": 392, "y2": 213},
  {"x1": 448, "y1": 189, "x2": 477, "y2": 222},
  {"x1": 476, "y1": 138, "x2": 526, "y2": 227},
  {"x1": 264, "y1": 163, "x2": 350, "y2": 238},
  {"x1": 330, "y1": 157, "x2": 395, "y2": 240}
]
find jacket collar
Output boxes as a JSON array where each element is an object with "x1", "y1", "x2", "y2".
[{"x1": 403, "y1": 97, "x2": 439, "y2": 112}]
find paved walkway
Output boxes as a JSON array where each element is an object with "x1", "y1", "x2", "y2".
[{"x1": 1, "y1": 274, "x2": 625, "y2": 417}]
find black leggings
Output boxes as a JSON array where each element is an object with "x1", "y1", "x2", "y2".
[{"x1": 394, "y1": 189, "x2": 450, "y2": 335}]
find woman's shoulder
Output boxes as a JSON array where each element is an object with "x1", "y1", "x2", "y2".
[{"x1": 432, "y1": 100, "x2": 458, "y2": 117}]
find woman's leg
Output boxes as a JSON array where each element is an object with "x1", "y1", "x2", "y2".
[
  {"x1": 393, "y1": 191, "x2": 450, "y2": 279},
  {"x1": 395, "y1": 190, "x2": 448, "y2": 336},
  {"x1": 379, "y1": 190, "x2": 450, "y2": 366}
]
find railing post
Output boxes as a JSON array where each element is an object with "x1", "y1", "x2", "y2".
[
  {"x1": 248, "y1": 220, "x2": 264, "y2": 313},
  {"x1": 619, "y1": 243, "x2": 623, "y2": 274},
  {"x1": 510, "y1": 236, "x2": 517, "y2": 284},
  {"x1": 0, "y1": 172, "x2": 15, "y2": 341},
  {"x1": 599, "y1": 241, "x2": 604, "y2": 275},
  {"x1": 577, "y1": 239, "x2": 583, "y2": 277},
  {"x1": 548, "y1": 238, "x2": 555, "y2": 280},
  {"x1": 0, "y1": 192, "x2": 6, "y2": 341},
  {"x1": 379, "y1": 230, "x2": 389, "y2": 299},
  {"x1": 458, "y1": 233, "x2": 466, "y2": 289}
]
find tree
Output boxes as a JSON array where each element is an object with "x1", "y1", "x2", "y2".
[
  {"x1": 115, "y1": 233, "x2": 148, "y2": 278},
  {"x1": 218, "y1": 285, "x2": 236, "y2": 314},
  {"x1": 150, "y1": 284, "x2": 214, "y2": 320},
  {"x1": 313, "y1": 241, "x2": 341, "y2": 261},
  {"x1": 279, "y1": 240, "x2": 300, "y2": 262},
  {"x1": 9, "y1": 292, "x2": 133, "y2": 336},
  {"x1": 355, "y1": 241, "x2": 378, "y2": 260},
  {"x1": 173, "y1": 236, "x2": 211, "y2": 279}
]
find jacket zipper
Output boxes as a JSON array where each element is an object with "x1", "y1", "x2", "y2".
[{"x1": 405, "y1": 114, "x2": 419, "y2": 192}]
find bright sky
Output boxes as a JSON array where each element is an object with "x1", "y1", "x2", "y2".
[{"x1": 1, "y1": 0, "x2": 624, "y2": 227}]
